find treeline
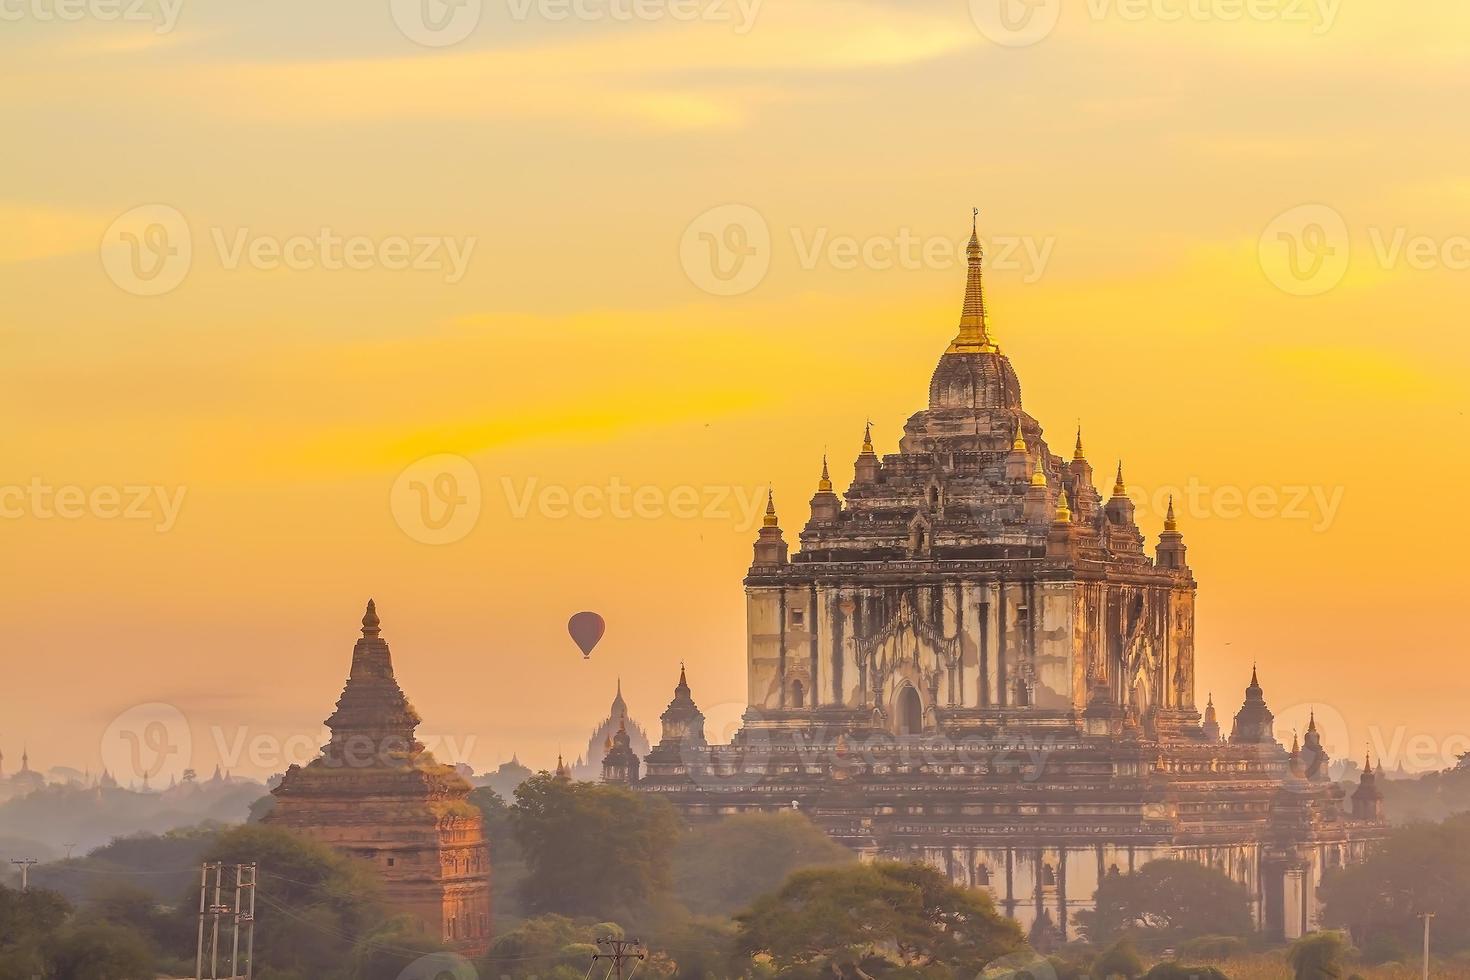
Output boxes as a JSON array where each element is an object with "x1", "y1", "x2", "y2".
[{"x1": 2, "y1": 778, "x2": 1467, "y2": 979}]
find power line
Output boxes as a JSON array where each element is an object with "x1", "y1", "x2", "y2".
[
  {"x1": 9, "y1": 859, "x2": 38, "y2": 891},
  {"x1": 593, "y1": 936, "x2": 646, "y2": 980}
]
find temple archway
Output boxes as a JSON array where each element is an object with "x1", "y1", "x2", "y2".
[
  {"x1": 896, "y1": 684, "x2": 923, "y2": 736},
  {"x1": 790, "y1": 679, "x2": 805, "y2": 709}
]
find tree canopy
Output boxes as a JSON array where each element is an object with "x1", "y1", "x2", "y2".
[
  {"x1": 199, "y1": 823, "x2": 415, "y2": 980},
  {"x1": 1076, "y1": 860, "x2": 1253, "y2": 945},
  {"x1": 511, "y1": 773, "x2": 682, "y2": 919},
  {"x1": 735, "y1": 860, "x2": 1025, "y2": 980},
  {"x1": 674, "y1": 810, "x2": 853, "y2": 916},
  {"x1": 1321, "y1": 813, "x2": 1470, "y2": 955},
  {"x1": 1287, "y1": 931, "x2": 1352, "y2": 980}
]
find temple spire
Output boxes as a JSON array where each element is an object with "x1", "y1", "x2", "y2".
[
  {"x1": 946, "y1": 209, "x2": 997, "y2": 355},
  {"x1": 1012, "y1": 421, "x2": 1027, "y2": 452},
  {"x1": 763, "y1": 488, "x2": 779, "y2": 527},
  {"x1": 362, "y1": 598, "x2": 380, "y2": 637},
  {"x1": 1074, "y1": 427, "x2": 1085, "y2": 461},
  {"x1": 861, "y1": 421, "x2": 874, "y2": 455},
  {"x1": 1112, "y1": 462, "x2": 1126, "y2": 498},
  {"x1": 1054, "y1": 487, "x2": 1072, "y2": 523},
  {"x1": 1164, "y1": 495, "x2": 1177, "y2": 532},
  {"x1": 817, "y1": 454, "x2": 833, "y2": 493}
]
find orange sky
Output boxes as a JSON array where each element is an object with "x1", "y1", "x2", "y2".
[{"x1": 2, "y1": 1, "x2": 1467, "y2": 782}]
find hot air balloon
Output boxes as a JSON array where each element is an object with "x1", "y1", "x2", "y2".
[{"x1": 568, "y1": 611, "x2": 605, "y2": 659}]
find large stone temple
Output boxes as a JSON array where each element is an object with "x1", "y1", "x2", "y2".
[
  {"x1": 626, "y1": 218, "x2": 1387, "y2": 942},
  {"x1": 267, "y1": 601, "x2": 492, "y2": 954}
]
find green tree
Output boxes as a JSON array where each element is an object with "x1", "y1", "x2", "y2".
[
  {"x1": 1287, "y1": 931, "x2": 1352, "y2": 980},
  {"x1": 512, "y1": 774, "x2": 682, "y2": 919},
  {"x1": 482, "y1": 915, "x2": 624, "y2": 980},
  {"x1": 736, "y1": 860, "x2": 1025, "y2": 980},
  {"x1": 470, "y1": 785, "x2": 529, "y2": 924},
  {"x1": 1077, "y1": 861, "x2": 1253, "y2": 944},
  {"x1": 1091, "y1": 937, "x2": 1144, "y2": 979},
  {"x1": 347, "y1": 915, "x2": 453, "y2": 980},
  {"x1": 0, "y1": 885, "x2": 71, "y2": 949},
  {"x1": 39, "y1": 921, "x2": 152, "y2": 980},
  {"x1": 674, "y1": 811, "x2": 853, "y2": 916},
  {"x1": 195, "y1": 823, "x2": 390, "y2": 980},
  {"x1": 1321, "y1": 814, "x2": 1470, "y2": 955},
  {"x1": 1141, "y1": 965, "x2": 1226, "y2": 980},
  {"x1": 0, "y1": 885, "x2": 72, "y2": 980},
  {"x1": 32, "y1": 824, "x2": 221, "y2": 904}
]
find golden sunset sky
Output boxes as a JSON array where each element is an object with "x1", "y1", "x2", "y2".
[{"x1": 2, "y1": 0, "x2": 1467, "y2": 780}]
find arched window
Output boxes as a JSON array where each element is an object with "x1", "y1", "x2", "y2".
[
  {"x1": 976, "y1": 863, "x2": 992, "y2": 886},
  {"x1": 1041, "y1": 863, "x2": 1057, "y2": 887},
  {"x1": 791, "y1": 679, "x2": 805, "y2": 709},
  {"x1": 896, "y1": 685, "x2": 923, "y2": 736}
]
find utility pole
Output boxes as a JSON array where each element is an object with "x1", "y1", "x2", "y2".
[
  {"x1": 1420, "y1": 912, "x2": 1434, "y2": 980},
  {"x1": 593, "y1": 937, "x2": 646, "y2": 980},
  {"x1": 9, "y1": 859, "x2": 37, "y2": 892},
  {"x1": 195, "y1": 861, "x2": 257, "y2": 979},
  {"x1": 231, "y1": 863, "x2": 258, "y2": 980}
]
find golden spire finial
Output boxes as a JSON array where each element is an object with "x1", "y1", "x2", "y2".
[
  {"x1": 763, "y1": 488, "x2": 779, "y2": 527},
  {"x1": 1073, "y1": 426, "x2": 1085, "y2": 462},
  {"x1": 1164, "y1": 495, "x2": 1177, "y2": 532},
  {"x1": 1113, "y1": 461, "x2": 1126, "y2": 498},
  {"x1": 1054, "y1": 487, "x2": 1072, "y2": 523},
  {"x1": 817, "y1": 454, "x2": 833, "y2": 493},
  {"x1": 1030, "y1": 455, "x2": 1047, "y2": 487},
  {"x1": 861, "y1": 420, "x2": 874, "y2": 455},
  {"x1": 1012, "y1": 420, "x2": 1027, "y2": 453},
  {"x1": 946, "y1": 210, "x2": 997, "y2": 355}
]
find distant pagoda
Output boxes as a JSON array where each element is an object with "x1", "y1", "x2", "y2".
[
  {"x1": 571, "y1": 680, "x2": 650, "y2": 781},
  {"x1": 266, "y1": 601, "x2": 491, "y2": 954}
]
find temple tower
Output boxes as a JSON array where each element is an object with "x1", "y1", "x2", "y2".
[{"x1": 266, "y1": 601, "x2": 492, "y2": 954}]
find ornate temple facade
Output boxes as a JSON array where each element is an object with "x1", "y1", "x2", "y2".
[
  {"x1": 267, "y1": 601, "x2": 492, "y2": 955},
  {"x1": 627, "y1": 220, "x2": 1387, "y2": 941}
]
